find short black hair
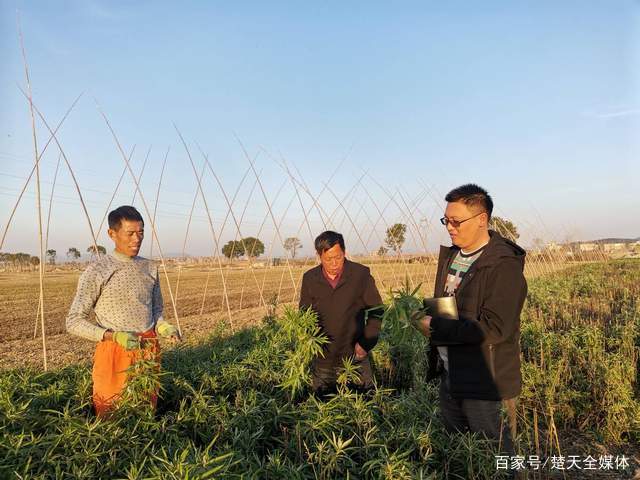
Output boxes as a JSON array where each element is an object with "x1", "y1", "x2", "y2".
[
  {"x1": 108, "y1": 205, "x2": 144, "y2": 230},
  {"x1": 445, "y1": 184, "x2": 493, "y2": 219},
  {"x1": 314, "y1": 230, "x2": 345, "y2": 254}
]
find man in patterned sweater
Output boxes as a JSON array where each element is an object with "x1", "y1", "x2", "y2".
[{"x1": 66, "y1": 205, "x2": 181, "y2": 416}]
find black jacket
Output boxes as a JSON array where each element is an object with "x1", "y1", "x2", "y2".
[
  {"x1": 427, "y1": 231, "x2": 527, "y2": 400},
  {"x1": 299, "y1": 259, "x2": 384, "y2": 367}
]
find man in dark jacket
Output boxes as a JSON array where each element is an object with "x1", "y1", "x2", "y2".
[
  {"x1": 299, "y1": 231, "x2": 384, "y2": 397},
  {"x1": 416, "y1": 184, "x2": 527, "y2": 453}
]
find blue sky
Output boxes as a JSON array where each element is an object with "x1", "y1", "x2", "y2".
[{"x1": 1, "y1": 1, "x2": 638, "y2": 257}]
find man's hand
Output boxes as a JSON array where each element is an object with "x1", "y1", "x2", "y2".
[
  {"x1": 354, "y1": 342, "x2": 368, "y2": 360},
  {"x1": 157, "y1": 322, "x2": 182, "y2": 345},
  {"x1": 111, "y1": 331, "x2": 141, "y2": 350},
  {"x1": 410, "y1": 312, "x2": 432, "y2": 338}
]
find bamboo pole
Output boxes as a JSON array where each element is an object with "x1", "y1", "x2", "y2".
[
  {"x1": 395, "y1": 188, "x2": 433, "y2": 286},
  {"x1": 97, "y1": 145, "x2": 137, "y2": 237},
  {"x1": 274, "y1": 156, "x2": 315, "y2": 256},
  {"x1": 214, "y1": 166, "x2": 258, "y2": 311},
  {"x1": 218, "y1": 167, "x2": 255, "y2": 310},
  {"x1": 178, "y1": 160, "x2": 207, "y2": 313},
  {"x1": 352, "y1": 187, "x2": 399, "y2": 289},
  {"x1": 0, "y1": 93, "x2": 82, "y2": 251},
  {"x1": 266, "y1": 151, "x2": 356, "y2": 297},
  {"x1": 18, "y1": 89, "x2": 101, "y2": 253},
  {"x1": 196, "y1": 144, "x2": 268, "y2": 310},
  {"x1": 257, "y1": 148, "x2": 351, "y2": 297},
  {"x1": 33, "y1": 152, "x2": 61, "y2": 339},
  {"x1": 350, "y1": 176, "x2": 403, "y2": 285},
  {"x1": 363, "y1": 172, "x2": 418, "y2": 287},
  {"x1": 43, "y1": 153, "x2": 61, "y2": 253},
  {"x1": 290, "y1": 146, "x2": 352, "y2": 230},
  {"x1": 132, "y1": 145, "x2": 152, "y2": 205},
  {"x1": 320, "y1": 181, "x2": 386, "y2": 277},
  {"x1": 266, "y1": 153, "x2": 330, "y2": 293},
  {"x1": 235, "y1": 135, "x2": 297, "y2": 298},
  {"x1": 238, "y1": 176, "x2": 275, "y2": 310},
  {"x1": 173, "y1": 125, "x2": 233, "y2": 331},
  {"x1": 267, "y1": 191, "x2": 298, "y2": 303},
  {"x1": 251, "y1": 179, "x2": 288, "y2": 307},
  {"x1": 18, "y1": 17, "x2": 47, "y2": 370},
  {"x1": 97, "y1": 104, "x2": 182, "y2": 335},
  {"x1": 149, "y1": 146, "x2": 170, "y2": 260}
]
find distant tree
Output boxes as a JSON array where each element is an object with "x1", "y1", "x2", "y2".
[
  {"x1": 87, "y1": 245, "x2": 106, "y2": 258},
  {"x1": 222, "y1": 240, "x2": 244, "y2": 260},
  {"x1": 0, "y1": 252, "x2": 41, "y2": 271},
  {"x1": 0, "y1": 252, "x2": 13, "y2": 270},
  {"x1": 531, "y1": 237, "x2": 545, "y2": 252},
  {"x1": 385, "y1": 223, "x2": 407, "y2": 255},
  {"x1": 46, "y1": 249, "x2": 57, "y2": 265},
  {"x1": 283, "y1": 237, "x2": 302, "y2": 259},
  {"x1": 67, "y1": 247, "x2": 81, "y2": 261},
  {"x1": 242, "y1": 237, "x2": 265, "y2": 258},
  {"x1": 490, "y1": 216, "x2": 520, "y2": 240},
  {"x1": 377, "y1": 246, "x2": 388, "y2": 257}
]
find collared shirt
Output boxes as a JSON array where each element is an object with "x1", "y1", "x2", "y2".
[{"x1": 322, "y1": 265, "x2": 343, "y2": 289}]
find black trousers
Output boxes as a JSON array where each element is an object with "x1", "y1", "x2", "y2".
[
  {"x1": 311, "y1": 356, "x2": 373, "y2": 398},
  {"x1": 439, "y1": 373, "x2": 515, "y2": 456}
]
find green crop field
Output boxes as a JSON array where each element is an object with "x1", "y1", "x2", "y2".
[{"x1": 1, "y1": 260, "x2": 638, "y2": 479}]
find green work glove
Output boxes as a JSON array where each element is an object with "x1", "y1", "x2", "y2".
[
  {"x1": 112, "y1": 331, "x2": 140, "y2": 351},
  {"x1": 156, "y1": 321, "x2": 180, "y2": 339}
]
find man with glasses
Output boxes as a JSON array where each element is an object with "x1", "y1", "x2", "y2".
[
  {"x1": 299, "y1": 230, "x2": 384, "y2": 398},
  {"x1": 414, "y1": 184, "x2": 527, "y2": 454}
]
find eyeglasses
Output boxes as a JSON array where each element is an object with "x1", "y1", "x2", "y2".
[{"x1": 440, "y1": 212, "x2": 484, "y2": 228}]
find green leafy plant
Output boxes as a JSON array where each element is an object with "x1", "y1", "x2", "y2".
[
  {"x1": 1, "y1": 261, "x2": 638, "y2": 478},
  {"x1": 368, "y1": 278, "x2": 430, "y2": 390},
  {"x1": 277, "y1": 306, "x2": 329, "y2": 399}
]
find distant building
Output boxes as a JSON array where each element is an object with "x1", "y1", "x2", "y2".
[
  {"x1": 579, "y1": 242, "x2": 598, "y2": 252},
  {"x1": 603, "y1": 243, "x2": 626, "y2": 253},
  {"x1": 546, "y1": 242, "x2": 563, "y2": 252}
]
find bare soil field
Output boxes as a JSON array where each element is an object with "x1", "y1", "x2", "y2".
[
  {"x1": 0, "y1": 258, "x2": 568, "y2": 370},
  {"x1": 0, "y1": 261, "x2": 436, "y2": 368},
  {"x1": 0, "y1": 306, "x2": 270, "y2": 370}
]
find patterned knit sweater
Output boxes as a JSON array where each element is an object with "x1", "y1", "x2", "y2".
[{"x1": 66, "y1": 250, "x2": 166, "y2": 342}]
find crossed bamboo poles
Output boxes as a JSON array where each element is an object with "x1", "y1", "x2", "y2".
[
  {"x1": 4, "y1": 86, "x2": 580, "y2": 372},
  {"x1": 7, "y1": 28, "x2": 580, "y2": 371}
]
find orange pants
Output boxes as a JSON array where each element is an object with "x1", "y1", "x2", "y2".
[{"x1": 92, "y1": 329, "x2": 160, "y2": 417}]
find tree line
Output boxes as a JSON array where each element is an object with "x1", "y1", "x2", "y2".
[
  {"x1": 0, "y1": 252, "x2": 40, "y2": 271},
  {"x1": 222, "y1": 237, "x2": 303, "y2": 260},
  {"x1": 0, "y1": 217, "x2": 519, "y2": 268},
  {"x1": 0, "y1": 245, "x2": 109, "y2": 270}
]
